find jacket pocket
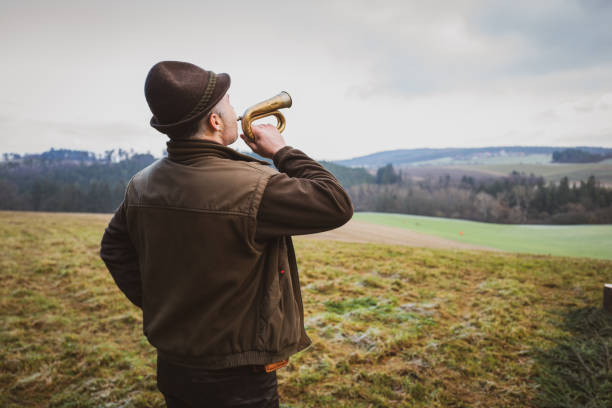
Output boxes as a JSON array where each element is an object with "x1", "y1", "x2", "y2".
[
  {"x1": 260, "y1": 268, "x2": 281, "y2": 321},
  {"x1": 277, "y1": 264, "x2": 301, "y2": 350},
  {"x1": 274, "y1": 238, "x2": 301, "y2": 351},
  {"x1": 256, "y1": 238, "x2": 301, "y2": 352}
]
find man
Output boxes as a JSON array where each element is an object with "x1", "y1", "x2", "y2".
[{"x1": 99, "y1": 60, "x2": 353, "y2": 407}]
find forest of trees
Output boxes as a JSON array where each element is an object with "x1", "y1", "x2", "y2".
[
  {"x1": 348, "y1": 165, "x2": 612, "y2": 224},
  {"x1": 1, "y1": 149, "x2": 611, "y2": 224},
  {"x1": 552, "y1": 148, "x2": 612, "y2": 163},
  {"x1": 0, "y1": 151, "x2": 155, "y2": 213}
]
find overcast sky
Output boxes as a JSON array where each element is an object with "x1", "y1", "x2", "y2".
[{"x1": 1, "y1": 0, "x2": 611, "y2": 160}]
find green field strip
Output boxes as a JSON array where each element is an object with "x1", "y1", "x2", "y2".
[
  {"x1": 355, "y1": 212, "x2": 612, "y2": 260},
  {"x1": 450, "y1": 162, "x2": 612, "y2": 184},
  {"x1": 410, "y1": 154, "x2": 553, "y2": 166}
]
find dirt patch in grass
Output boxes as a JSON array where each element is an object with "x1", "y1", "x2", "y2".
[{"x1": 301, "y1": 219, "x2": 497, "y2": 252}]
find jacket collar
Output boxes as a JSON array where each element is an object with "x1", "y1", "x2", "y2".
[{"x1": 166, "y1": 139, "x2": 270, "y2": 166}]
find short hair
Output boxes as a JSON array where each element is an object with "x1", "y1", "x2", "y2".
[
  {"x1": 170, "y1": 108, "x2": 222, "y2": 140},
  {"x1": 180, "y1": 116, "x2": 205, "y2": 140}
]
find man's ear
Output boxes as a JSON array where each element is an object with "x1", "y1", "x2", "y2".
[{"x1": 208, "y1": 112, "x2": 223, "y2": 131}]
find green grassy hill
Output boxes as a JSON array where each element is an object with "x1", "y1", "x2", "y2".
[
  {"x1": 355, "y1": 212, "x2": 612, "y2": 260},
  {"x1": 335, "y1": 146, "x2": 612, "y2": 168},
  {"x1": 1, "y1": 211, "x2": 611, "y2": 407}
]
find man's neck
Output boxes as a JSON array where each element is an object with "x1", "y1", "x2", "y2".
[{"x1": 190, "y1": 133, "x2": 225, "y2": 146}]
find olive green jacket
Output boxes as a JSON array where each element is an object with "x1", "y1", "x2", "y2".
[{"x1": 100, "y1": 140, "x2": 353, "y2": 368}]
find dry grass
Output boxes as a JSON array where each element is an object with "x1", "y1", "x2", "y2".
[{"x1": 1, "y1": 211, "x2": 611, "y2": 407}]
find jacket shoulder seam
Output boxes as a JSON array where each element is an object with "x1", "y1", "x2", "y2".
[{"x1": 244, "y1": 161, "x2": 278, "y2": 175}]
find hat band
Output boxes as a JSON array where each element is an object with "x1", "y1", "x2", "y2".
[{"x1": 180, "y1": 72, "x2": 217, "y2": 121}]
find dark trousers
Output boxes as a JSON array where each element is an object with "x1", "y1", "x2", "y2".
[{"x1": 156, "y1": 357, "x2": 280, "y2": 408}]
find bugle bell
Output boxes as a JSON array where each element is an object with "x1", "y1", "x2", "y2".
[{"x1": 237, "y1": 91, "x2": 292, "y2": 141}]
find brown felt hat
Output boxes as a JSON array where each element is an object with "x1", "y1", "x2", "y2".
[{"x1": 144, "y1": 61, "x2": 231, "y2": 137}]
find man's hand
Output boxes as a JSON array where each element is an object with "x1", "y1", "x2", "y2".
[{"x1": 240, "y1": 124, "x2": 287, "y2": 159}]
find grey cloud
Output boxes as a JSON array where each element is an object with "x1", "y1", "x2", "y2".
[
  {"x1": 318, "y1": 0, "x2": 612, "y2": 97},
  {"x1": 0, "y1": 116, "x2": 162, "y2": 155},
  {"x1": 4, "y1": 0, "x2": 610, "y2": 99},
  {"x1": 575, "y1": 105, "x2": 594, "y2": 113},
  {"x1": 532, "y1": 109, "x2": 559, "y2": 122},
  {"x1": 2, "y1": 0, "x2": 612, "y2": 155},
  {"x1": 552, "y1": 127, "x2": 612, "y2": 146},
  {"x1": 471, "y1": 0, "x2": 612, "y2": 75}
]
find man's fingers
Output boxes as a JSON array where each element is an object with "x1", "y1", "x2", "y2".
[
  {"x1": 240, "y1": 135, "x2": 250, "y2": 147},
  {"x1": 240, "y1": 134, "x2": 258, "y2": 151},
  {"x1": 240, "y1": 134, "x2": 254, "y2": 144},
  {"x1": 241, "y1": 133, "x2": 257, "y2": 142}
]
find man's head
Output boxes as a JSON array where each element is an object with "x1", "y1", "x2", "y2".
[{"x1": 144, "y1": 61, "x2": 233, "y2": 143}]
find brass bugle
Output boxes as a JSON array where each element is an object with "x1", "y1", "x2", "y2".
[{"x1": 237, "y1": 91, "x2": 292, "y2": 141}]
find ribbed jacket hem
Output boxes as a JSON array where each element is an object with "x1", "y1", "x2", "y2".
[{"x1": 156, "y1": 337, "x2": 312, "y2": 369}]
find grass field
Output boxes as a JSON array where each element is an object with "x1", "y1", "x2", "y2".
[
  {"x1": 1, "y1": 211, "x2": 612, "y2": 407},
  {"x1": 354, "y1": 212, "x2": 612, "y2": 260}
]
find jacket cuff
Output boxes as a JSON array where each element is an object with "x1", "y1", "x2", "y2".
[{"x1": 272, "y1": 146, "x2": 294, "y2": 168}]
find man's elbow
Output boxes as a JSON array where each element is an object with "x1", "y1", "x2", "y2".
[
  {"x1": 331, "y1": 197, "x2": 354, "y2": 228},
  {"x1": 335, "y1": 210, "x2": 353, "y2": 229},
  {"x1": 99, "y1": 240, "x2": 108, "y2": 265},
  {"x1": 99, "y1": 233, "x2": 113, "y2": 266},
  {"x1": 127, "y1": 293, "x2": 143, "y2": 309}
]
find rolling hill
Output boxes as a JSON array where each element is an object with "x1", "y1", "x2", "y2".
[{"x1": 335, "y1": 146, "x2": 612, "y2": 168}]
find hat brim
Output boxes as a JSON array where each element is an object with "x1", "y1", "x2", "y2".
[{"x1": 150, "y1": 72, "x2": 231, "y2": 134}]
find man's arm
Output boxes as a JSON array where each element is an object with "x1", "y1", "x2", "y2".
[
  {"x1": 255, "y1": 146, "x2": 353, "y2": 240},
  {"x1": 241, "y1": 124, "x2": 353, "y2": 241},
  {"x1": 100, "y1": 199, "x2": 142, "y2": 308}
]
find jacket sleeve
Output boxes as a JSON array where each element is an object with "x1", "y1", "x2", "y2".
[
  {"x1": 100, "y1": 199, "x2": 142, "y2": 308},
  {"x1": 255, "y1": 146, "x2": 354, "y2": 241}
]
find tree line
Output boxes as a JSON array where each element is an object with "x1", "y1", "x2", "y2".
[
  {"x1": 0, "y1": 152, "x2": 156, "y2": 213},
  {"x1": 347, "y1": 165, "x2": 612, "y2": 224},
  {"x1": 552, "y1": 148, "x2": 612, "y2": 163},
  {"x1": 1, "y1": 149, "x2": 611, "y2": 224}
]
